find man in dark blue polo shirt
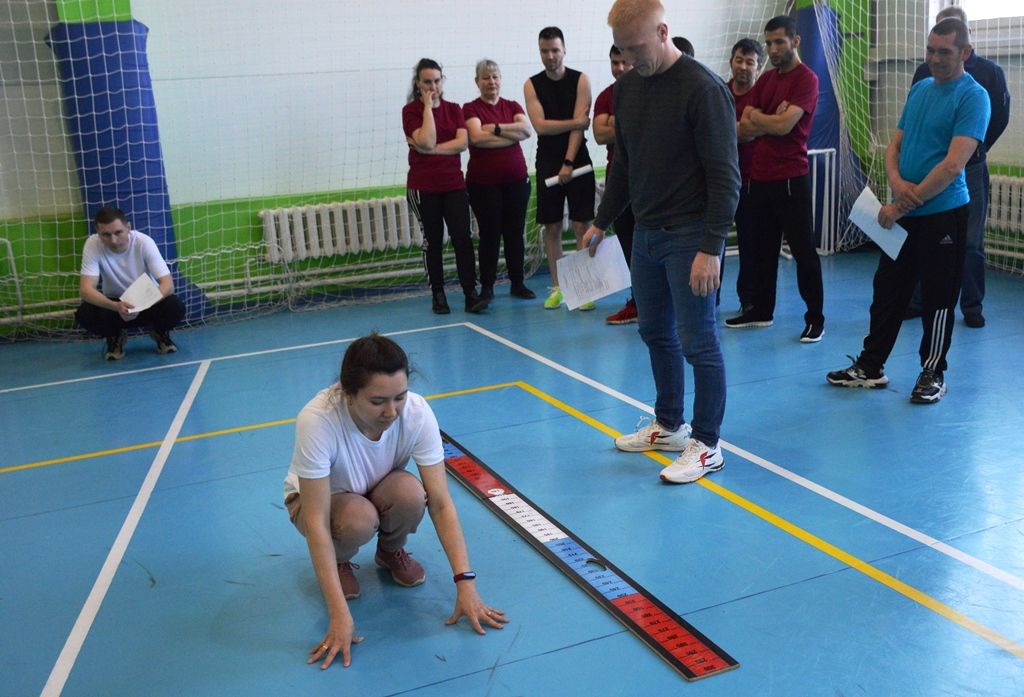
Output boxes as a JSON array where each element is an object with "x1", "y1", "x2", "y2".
[{"x1": 906, "y1": 5, "x2": 1010, "y2": 328}]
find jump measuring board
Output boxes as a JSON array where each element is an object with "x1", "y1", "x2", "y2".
[{"x1": 442, "y1": 433, "x2": 739, "y2": 682}]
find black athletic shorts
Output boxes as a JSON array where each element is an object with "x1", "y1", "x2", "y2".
[{"x1": 534, "y1": 159, "x2": 596, "y2": 225}]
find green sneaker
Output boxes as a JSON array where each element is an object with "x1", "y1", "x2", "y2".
[
  {"x1": 544, "y1": 287, "x2": 563, "y2": 309},
  {"x1": 579, "y1": 301, "x2": 595, "y2": 311}
]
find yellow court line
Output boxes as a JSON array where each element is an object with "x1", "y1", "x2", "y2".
[
  {"x1": 2, "y1": 386, "x2": 520, "y2": 474},
  {"x1": 695, "y1": 474, "x2": 1024, "y2": 660},
  {"x1": 1, "y1": 418, "x2": 298, "y2": 474},
  {"x1": 424, "y1": 382, "x2": 519, "y2": 401},
  {"x1": 7, "y1": 380, "x2": 1023, "y2": 659}
]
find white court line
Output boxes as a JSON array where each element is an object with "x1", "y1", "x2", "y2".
[
  {"x1": 464, "y1": 321, "x2": 1024, "y2": 594},
  {"x1": 40, "y1": 361, "x2": 211, "y2": 697},
  {"x1": 0, "y1": 323, "x2": 462, "y2": 395},
  {"x1": 17, "y1": 318, "x2": 1024, "y2": 603}
]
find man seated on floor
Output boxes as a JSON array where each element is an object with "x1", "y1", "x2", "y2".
[{"x1": 76, "y1": 206, "x2": 186, "y2": 360}]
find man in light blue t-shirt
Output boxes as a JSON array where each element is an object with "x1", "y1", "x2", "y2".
[{"x1": 827, "y1": 17, "x2": 990, "y2": 404}]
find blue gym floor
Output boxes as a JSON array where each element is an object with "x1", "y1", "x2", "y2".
[{"x1": 3, "y1": 249, "x2": 1023, "y2": 696}]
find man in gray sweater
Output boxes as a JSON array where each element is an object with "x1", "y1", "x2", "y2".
[{"x1": 584, "y1": 0, "x2": 739, "y2": 484}]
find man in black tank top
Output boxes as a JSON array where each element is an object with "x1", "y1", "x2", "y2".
[{"x1": 524, "y1": 26, "x2": 596, "y2": 310}]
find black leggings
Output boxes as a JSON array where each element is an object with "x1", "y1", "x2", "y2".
[
  {"x1": 407, "y1": 188, "x2": 477, "y2": 292},
  {"x1": 467, "y1": 177, "x2": 531, "y2": 288}
]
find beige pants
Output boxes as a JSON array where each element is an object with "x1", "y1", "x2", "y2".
[{"x1": 286, "y1": 469, "x2": 426, "y2": 562}]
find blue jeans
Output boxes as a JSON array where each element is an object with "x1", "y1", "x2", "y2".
[{"x1": 631, "y1": 223, "x2": 726, "y2": 446}]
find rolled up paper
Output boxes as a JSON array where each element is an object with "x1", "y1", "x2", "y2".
[{"x1": 544, "y1": 164, "x2": 594, "y2": 188}]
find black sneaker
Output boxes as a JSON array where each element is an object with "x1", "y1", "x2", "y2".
[
  {"x1": 104, "y1": 331, "x2": 126, "y2": 360},
  {"x1": 725, "y1": 312, "x2": 773, "y2": 328},
  {"x1": 910, "y1": 369, "x2": 946, "y2": 404},
  {"x1": 464, "y1": 290, "x2": 488, "y2": 314},
  {"x1": 964, "y1": 312, "x2": 985, "y2": 328},
  {"x1": 431, "y1": 289, "x2": 450, "y2": 315},
  {"x1": 800, "y1": 323, "x2": 824, "y2": 343},
  {"x1": 826, "y1": 355, "x2": 888, "y2": 388},
  {"x1": 149, "y1": 329, "x2": 177, "y2": 354},
  {"x1": 510, "y1": 283, "x2": 536, "y2": 300}
]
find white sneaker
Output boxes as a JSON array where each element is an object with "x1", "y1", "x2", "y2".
[
  {"x1": 615, "y1": 418, "x2": 692, "y2": 452},
  {"x1": 660, "y1": 439, "x2": 724, "y2": 484}
]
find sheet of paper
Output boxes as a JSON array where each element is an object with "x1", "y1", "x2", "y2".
[
  {"x1": 849, "y1": 186, "x2": 908, "y2": 260},
  {"x1": 555, "y1": 237, "x2": 631, "y2": 310},
  {"x1": 543, "y1": 164, "x2": 594, "y2": 189},
  {"x1": 119, "y1": 274, "x2": 163, "y2": 314}
]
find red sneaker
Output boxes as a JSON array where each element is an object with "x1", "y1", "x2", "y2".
[
  {"x1": 374, "y1": 546, "x2": 425, "y2": 587},
  {"x1": 337, "y1": 561, "x2": 361, "y2": 599},
  {"x1": 605, "y1": 299, "x2": 637, "y2": 325}
]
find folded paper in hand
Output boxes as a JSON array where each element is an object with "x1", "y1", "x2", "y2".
[
  {"x1": 849, "y1": 186, "x2": 908, "y2": 260},
  {"x1": 120, "y1": 274, "x2": 163, "y2": 314},
  {"x1": 555, "y1": 238, "x2": 631, "y2": 310}
]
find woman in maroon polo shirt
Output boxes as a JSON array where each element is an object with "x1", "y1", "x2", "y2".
[
  {"x1": 463, "y1": 59, "x2": 536, "y2": 302},
  {"x1": 403, "y1": 58, "x2": 486, "y2": 315}
]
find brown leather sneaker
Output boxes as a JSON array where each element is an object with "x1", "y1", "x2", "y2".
[
  {"x1": 374, "y1": 546, "x2": 425, "y2": 587},
  {"x1": 337, "y1": 561, "x2": 360, "y2": 599}
]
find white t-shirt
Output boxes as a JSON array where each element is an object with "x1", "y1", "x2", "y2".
[
  {"x1": 283, "y1": 387, "x2": 445, "y2": 499},
  {"x1": 80, "y1": 230, "x2": 171, "y2": 297}
]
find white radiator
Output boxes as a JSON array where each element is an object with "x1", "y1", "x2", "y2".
[
  {"x1": 989, "y1": 175, "x2": 1023, "y2": 233},
  {"x1": 258, "y1": 197, "x2": 418, "y2": 264}
]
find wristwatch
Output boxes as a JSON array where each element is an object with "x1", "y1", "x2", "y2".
[
  {"x1": 493, "y1": 123, "x2": 502, "y2": 136},
  {"x1": 563, "y1": 158, "x2": 573, "y2": 167},
  {"x1": 453, "y1": 571, "x2": 477, "y2": 583}
]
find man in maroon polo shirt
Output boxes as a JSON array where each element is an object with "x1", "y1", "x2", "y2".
[{"x1": 732, "y1": 15, "x2": 824, "y2": 343}]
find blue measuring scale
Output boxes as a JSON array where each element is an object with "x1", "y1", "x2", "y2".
[{"x1": 442, "y1": 433, "x2": 739, "y2": 681}]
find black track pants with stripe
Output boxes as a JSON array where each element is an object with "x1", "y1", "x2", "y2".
[{"x1": 858, "y1": 204, "x2": 968, "y2": 374}]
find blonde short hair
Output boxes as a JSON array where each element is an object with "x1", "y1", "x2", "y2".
[
  {"x1": 475, "y1": 59, "x2": 500, "y2": 78},
  {"x1": 607, "y1": 0, "x2": 665, "y2": 29}
]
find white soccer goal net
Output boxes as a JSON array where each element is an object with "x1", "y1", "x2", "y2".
[{"x1": 0, "y1": 0, "x2": 1019, "y2": 338}]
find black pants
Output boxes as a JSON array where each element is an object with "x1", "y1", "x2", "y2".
[
  {"x1": 733, "y1": 182, "x2": 755, "y2": 309},
  {"x1": 407, "y1": 188, "x2": 477, "y2": 292},
  {"x1": 748, "y1": 175, "x2": 824, "y2": 324},
  {"x1": 858, "y1": 205, "x2": 968, "y2": 374},
  {"x1": 75, "y1": 294, "x2": 186, "y2": 338},
  {"x1": 467, "y1": 177, "x2": 531, "y2": 288}
]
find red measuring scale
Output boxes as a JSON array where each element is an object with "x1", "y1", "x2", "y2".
[{"x1": 443, "y1": 433, "x2": 738, "y2": 681}]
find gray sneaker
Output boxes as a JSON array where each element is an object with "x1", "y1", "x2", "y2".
[
  {"x1": 104, "y1": 331, "x2": 126, "y2": 360},
  {"x1": 149, "y1": 329, "x2": 177, "y2": 354}
]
